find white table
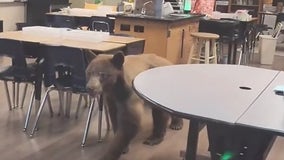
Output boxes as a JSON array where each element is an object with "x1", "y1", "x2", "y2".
[
  {"x1": 133, "y1": 64, "x2": 280, "y2": 160},
  {"x1": 237, "y1": 71, "x2": 284, "y2": 136}
]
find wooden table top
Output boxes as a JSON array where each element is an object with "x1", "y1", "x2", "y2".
[{"x1": 0, "y1": 29, "x2": 144, "y2": 52}]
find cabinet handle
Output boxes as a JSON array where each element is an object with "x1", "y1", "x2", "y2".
[{"x1": 180, "y1": 29, "x2": 185, "y2": 58}]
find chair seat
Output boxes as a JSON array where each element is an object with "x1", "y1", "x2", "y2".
[
  {"x1": 191, "y1": 32, "x2": 220, "y2": 39},
  {"x1": 0, "y1": 62, "x2": 37, "y2": 83},
  {"x1": 54, "y1": 75, "x2": 87, "y2": 93}
]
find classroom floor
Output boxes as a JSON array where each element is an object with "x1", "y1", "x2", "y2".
[{"x1": 0, "y1": 42, "x2": 284, "y2": 160}]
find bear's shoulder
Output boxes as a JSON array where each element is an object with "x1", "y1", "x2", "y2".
[{"x1": 123, "y1": 54, "x2": 172, "y2": 87}]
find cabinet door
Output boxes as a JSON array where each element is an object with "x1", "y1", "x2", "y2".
[{"x1": 178, "y1": 21, "x2": 199, "y2": 64}]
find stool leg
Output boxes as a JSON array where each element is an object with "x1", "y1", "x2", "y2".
[
  {"x1": 205, "y1": 40, "x2": 210, "y2": 64},
  {"x1": 188, "y1": 37, "x2": 197, "y2": 64},
  {"x1": 197, "y1": 39, "x2": 203, "y2": 63},
  {"x1": 212, "y1": 40, "x2": 218, "y2": 64}
]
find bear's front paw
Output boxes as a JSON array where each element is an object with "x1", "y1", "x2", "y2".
[
  {"x1": 169, "y1": 118, "x2": 183, "y2": 130},
  {"x1": 122, "y1": 146, "x2": 129, "y2": 154},
  {"x1": 143, "y1": 135, "x2": 164, "y2": 146}
]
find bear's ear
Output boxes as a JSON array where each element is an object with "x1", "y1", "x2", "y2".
[{"x1": 111, "y1": 51, "x2": 125, "y2": 70}]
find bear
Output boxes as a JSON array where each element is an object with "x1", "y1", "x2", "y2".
[{"x1": 85, "y1": 52, "x2": 183, "y2": 160}]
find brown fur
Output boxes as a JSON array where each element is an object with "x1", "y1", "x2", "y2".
[{"x1": 86, "y1": 53, "x2": 183, "y2": 160}]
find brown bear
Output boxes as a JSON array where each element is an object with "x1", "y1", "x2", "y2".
[{"x1": 86, "y1": 52, "x2": 183, "y2": 160}]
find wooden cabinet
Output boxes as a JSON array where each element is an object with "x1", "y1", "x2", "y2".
[
  {"x1": 216, "y1": 0, "x2": 263, "y2": 17},
  {"x1": 113, "y1": 15, "x2": 200, "y2": 64}
]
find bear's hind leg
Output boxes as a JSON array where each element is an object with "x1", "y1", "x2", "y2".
[
  {"x1": 144, "y1": 108, "x2": 170, "y2": 146},
  {"x1": 169, "y1": 115, "x2": 183, "y2": 130}
]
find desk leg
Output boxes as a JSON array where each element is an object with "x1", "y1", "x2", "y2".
[{"x1": 185, "y1": 119, "x2": 199, "y2": 160}]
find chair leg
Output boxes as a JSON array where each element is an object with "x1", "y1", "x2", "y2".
[
  {"x1": 4, "y1": 81, "x2": 12, "y2": 110},
  {"x1": 23, "y1": 88, "x2": 35, "y2": 132},
  {"x1": 75, "y1": 94, "x2": 83, "y2": 119},
  {"x1": 97, "y1": 94, "x2": 103, "y2": 142},
  {"x1": 30, "y1": 89, "x2": 52, "y2": 137},
  {"x1": 45, "y1": 87, "x2": 54, "y2": 117},
  {"x1": 83, "y1": 95, "x2": 89, "y2": 108},
  {"x1": 15, "y1": 82, "x2": 20, "y2": 108},
  {"x1": 58, "y1": 90, "x2": 65, "y2": 116},
  {"x1": 12, "y1": 81, "x2": 15, "y2": 109},
  {"x1": 238, "y1": 45, "x2": 243, "y2": 65},
  {"x1": 81, "y1": 98, "x2": 96, "y2": 147},
  {"x1": 104, "y1": 102, "x2": 111, "y2": 131},
  {"x1": 65, "y1": 91, "x2": 72, "y2": 118},
  {"x1": 20, "y1": 83, "x2": 28, "y2": 108}
]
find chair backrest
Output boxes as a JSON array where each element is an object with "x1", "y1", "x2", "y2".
[
  {"x1": 272, "y1": 22, "x2": 283, "y2": 38},
  {"x1": 89, "y1": 16, "x2": 114, "y2": 33},
  {"x1": 275, "y1": 13, "x2": 284, "y2": 28},
  {"x1": 41, "y1": 45, "x2": 88, "y2": 92},
  {"x1": 0, "y1": 39, "x2": 40, "y2": 80},
  {"x1": 91, "y1": 20, "x2": 110, "y2": 32},
  {"x1": 0, "y1": 38, "x2": 27, "y2": 68},
  {"x1": 48, "y1": 15, "x2": 78, "y2": 29}
]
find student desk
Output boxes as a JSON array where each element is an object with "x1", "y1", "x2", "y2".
[
  {"x1": 133, "y1": 64, "x2": 282, "y2": 160},
  {"x1": 0, "y1": 29, "x2": 144, "y2": 120}
]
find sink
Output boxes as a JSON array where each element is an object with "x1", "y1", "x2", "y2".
[
  {"x1": 117, "y1": 13, "x2": 156, "y2": 19},
  {"x1": 126, "y1": 14, "x2": 154, "y2": 18}
]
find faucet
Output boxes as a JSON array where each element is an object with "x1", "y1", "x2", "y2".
[{"x1": 141, "y1": 1, "x2": 153, "y2": 15}]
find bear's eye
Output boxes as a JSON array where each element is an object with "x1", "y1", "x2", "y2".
[{"x1": 98, "y1": 72, "x2": 111, "y2": 80}]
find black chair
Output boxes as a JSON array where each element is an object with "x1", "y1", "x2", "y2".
[
  {"x1": 46, "y1": 15, "x2": 79, "y2": 29},
  {"x1": 0, "y1": 38, "x2": 40, "y2": 111},
  {"x1": 29, "y1": 45, "x2": 110, "y2": 140},
  {"x1": 89, "y1": 16, "x2": 114, "y2": 33}
]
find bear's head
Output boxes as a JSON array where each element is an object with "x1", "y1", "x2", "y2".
[{"x1": 86, "y1": 52, "x2": 125, "y2": 96}]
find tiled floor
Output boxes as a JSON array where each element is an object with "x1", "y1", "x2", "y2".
[{"x1": 0, "y1": 43, "x2": 284, "y2": 160}]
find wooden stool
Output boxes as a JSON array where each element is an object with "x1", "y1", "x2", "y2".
[{"x1": 188, "y1": 32, "x2": 219, "y2": 64}]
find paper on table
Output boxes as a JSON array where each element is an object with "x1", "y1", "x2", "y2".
[{"x1": 0, "y1": 0, "x2": 14, "y2": 2}]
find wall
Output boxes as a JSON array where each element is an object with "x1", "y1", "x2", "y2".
[
  {"x1": 71, "y1": 0, "x2": 121, "y2": 8},
  {"x1": 0, "y1": 2, "x2": 26, "y2": 31},
  {"x1": 69, "y1": 0, "x2": 84, "y2": 8}
]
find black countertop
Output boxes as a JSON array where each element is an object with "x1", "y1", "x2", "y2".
[{"x1": 108, "y1": 13, "x2": 204, "y2": 22}]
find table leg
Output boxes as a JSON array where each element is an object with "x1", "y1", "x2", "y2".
[{"x1": 185, "y1": 119, "x2": 200, "y2": 160}]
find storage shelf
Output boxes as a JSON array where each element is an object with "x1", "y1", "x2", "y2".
[
  {"x1": 215, "y1": 0, "x2": 262, "y2": 19},
  {"x1": 231, "y1": 4, "x2": 259, "y2": 7}
]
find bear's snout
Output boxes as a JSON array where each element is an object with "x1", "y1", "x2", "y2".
[{"x1": 86, "y1": 76, "x2": 102, "y2": 97}]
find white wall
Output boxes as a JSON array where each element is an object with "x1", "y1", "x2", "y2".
[
  {"x1": 69, "y1": 0, "x2": 84, "y2": 8},
  {"x1": 0, "y1": 2, "x2": 26, "y2": 31}
]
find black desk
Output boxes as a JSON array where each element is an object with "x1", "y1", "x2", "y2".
[{"x1": 199, "y1": 18, "x2": 256, "y2": 64}]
